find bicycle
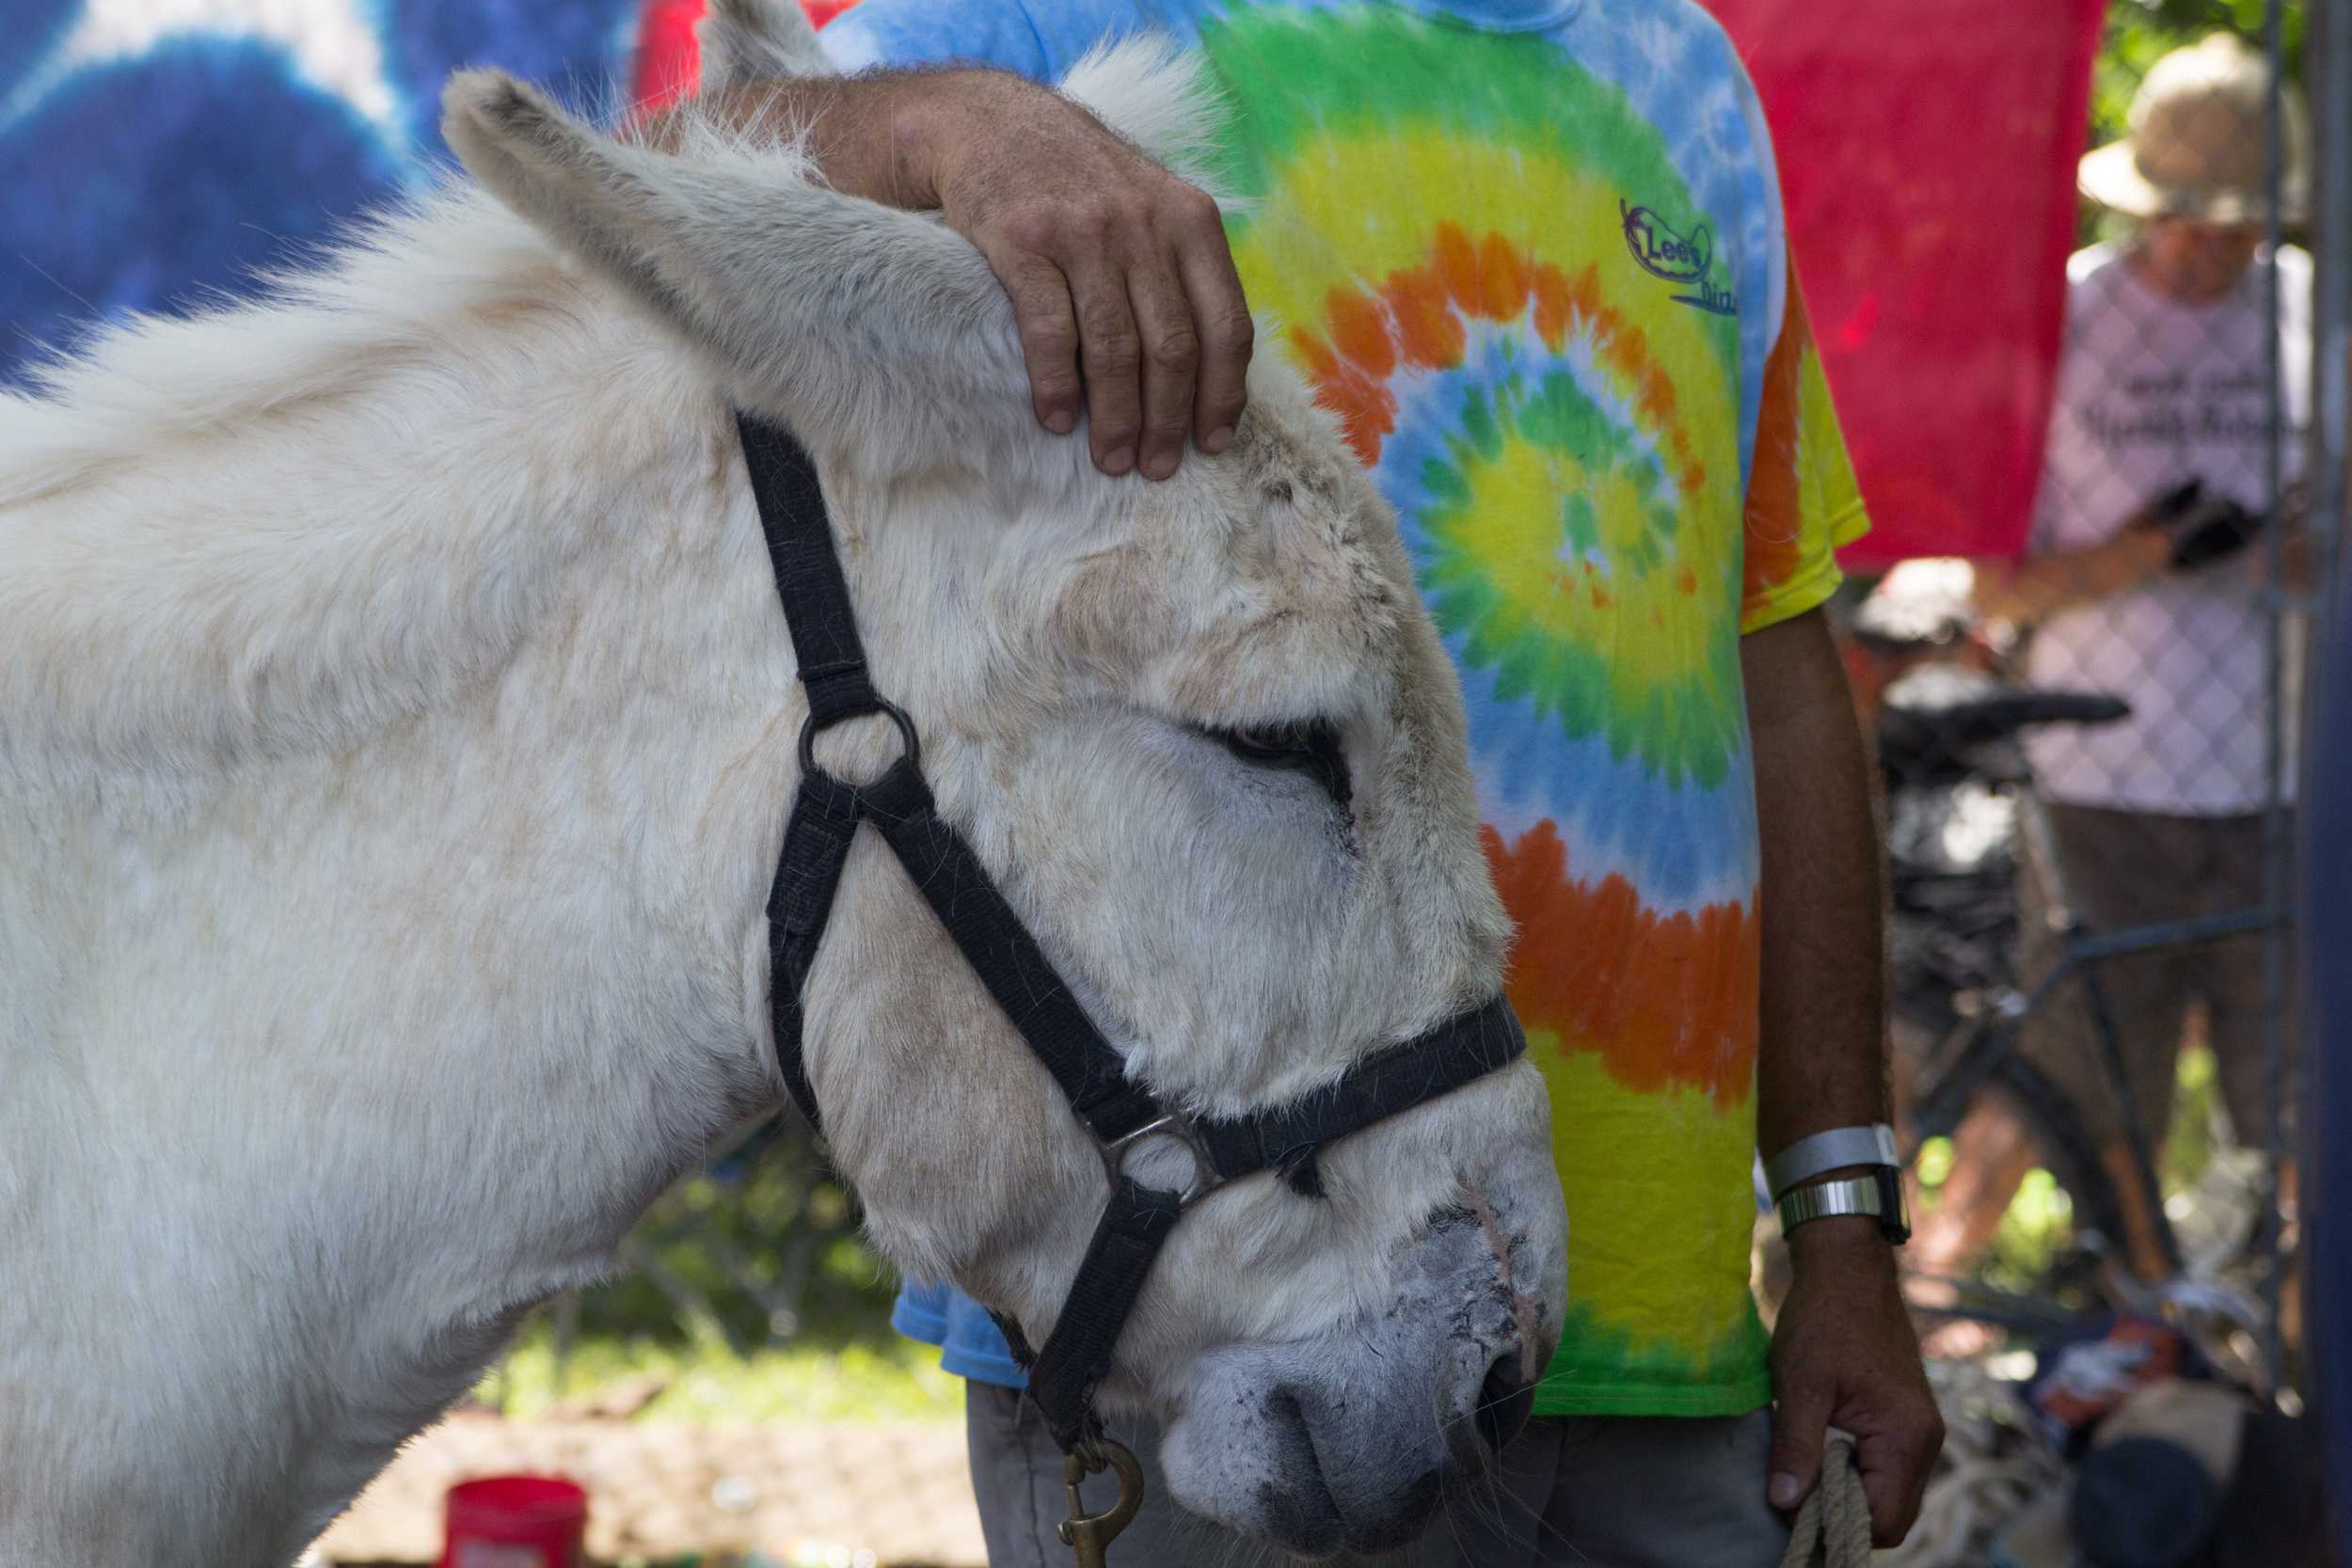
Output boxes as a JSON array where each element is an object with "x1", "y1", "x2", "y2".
[{"x1": 1872, "y1": 659, "x2": 2278, "y2": 1369}]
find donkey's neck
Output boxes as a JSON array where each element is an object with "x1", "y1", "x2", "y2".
[
  {"x1": 0, "y1": 190, "x2": 730, "y2": 777},
  {"x1": 0, "y1": 197, "x2": 814, "y2": 1567}
]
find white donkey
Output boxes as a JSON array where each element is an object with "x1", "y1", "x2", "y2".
[{"x1": 0, "y1": 5, "x2": 1565, "y2": 1562}]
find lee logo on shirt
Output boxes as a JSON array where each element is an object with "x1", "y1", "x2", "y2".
[{"x1": 1621, "y1": 202, "x2": 1737, "y2": 317}]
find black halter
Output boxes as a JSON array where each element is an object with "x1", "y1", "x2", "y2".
[{"x1": 738, "y1": 413, "x2": 1528, "y2": 1453}]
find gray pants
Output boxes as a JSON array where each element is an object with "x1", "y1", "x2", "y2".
[
  {"x1": 964, "y1": 1382, "x2": 1789, "y2": 1568},
  {"x1": 2017, "y1": 803, "x2": 2292, "y2": 1147}
]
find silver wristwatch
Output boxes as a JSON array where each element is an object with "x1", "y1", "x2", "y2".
[
  {"x1": 1767, "y1": 1124, "x2": 1910, "y2": 1244},
  {"x1": 1777, "y1": 1173, "x2": 1910, "y2": 1243}
]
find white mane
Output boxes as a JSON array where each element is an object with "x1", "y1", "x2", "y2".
[
  {"x1": 0, "y1": 186, "x2": 704, "y2": 772},
  {"x1": 0, "y1": 36, "x2": 1218, "y2": 777},
  {"x1": 2, "y1": 188, "x2": 547, "y2": 506}
]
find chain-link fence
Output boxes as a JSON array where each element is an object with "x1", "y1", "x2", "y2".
[
  {"x1": 1850, "y1": 0, "x2": 2313, "y2": 1354},
  {"x1": 1841, "y1": 4, "x2": 2345, "y2": 1560}
]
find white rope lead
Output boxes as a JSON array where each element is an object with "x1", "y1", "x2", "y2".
[{"x1": 1778, "y1": 1433, "x2": 1876, "y2": 1568}]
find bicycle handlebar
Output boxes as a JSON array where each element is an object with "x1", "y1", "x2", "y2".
[{"x1": 1877, "y1": 686, "x2": 2131, "y2": 787}]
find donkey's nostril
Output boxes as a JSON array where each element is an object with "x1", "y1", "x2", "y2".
[{"x1": 1475, "y1": 1355, "x2": 1535, "y2": 1455}]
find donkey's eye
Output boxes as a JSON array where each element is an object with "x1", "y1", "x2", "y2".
[
  {"x1": 1224, "y1": 721, "x2": 1323, "y2": 761},
  {"x1": 1212, "y1": 720, "x2": 1351, "y2": 807}
]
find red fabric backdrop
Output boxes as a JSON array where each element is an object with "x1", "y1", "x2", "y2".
[
  {"x1": 1702, "y1": 0, "x2": 2106, "y2": 564},
  {"x1": 635, "y1": 0, "x2": 2106, "y2": 563}
]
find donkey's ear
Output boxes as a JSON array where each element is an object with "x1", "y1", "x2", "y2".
[
  {"x1": 697, "y1": 0, "x2": 831, "y2": 93},
  {"x1": 441, "y1": 71, "x2": 1030, "y2": 462}
]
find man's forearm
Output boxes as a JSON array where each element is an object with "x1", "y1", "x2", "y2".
[
  {"x1": 1746, "y1": 606, "x2": 1941, "y2": 1544},
  {"x1": 1974, "y1": 521, "x2": 2171, "y2": 624},
  {"x1": 1746, "y1": 606, "x2": 1887, "y2": 1164},
  {"x1": 647, "y1": 68, "x2": 979, "y2": 204},
  {"x1": 1740, "y1": 606, "x2": 1938, "y2": 1542}
]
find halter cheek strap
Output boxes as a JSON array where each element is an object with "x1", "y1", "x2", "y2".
[{"x1": 739, "y1": 412, "x2": 1525, "y2": 1456}]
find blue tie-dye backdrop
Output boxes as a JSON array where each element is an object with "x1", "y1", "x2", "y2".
[{"x1": 0, "y1": 0, "x2": 650, "y2": 387}]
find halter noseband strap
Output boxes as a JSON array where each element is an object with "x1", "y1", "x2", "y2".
[{"x1": 739, "y1": 412, "x2": 1526, "y2": 1454}]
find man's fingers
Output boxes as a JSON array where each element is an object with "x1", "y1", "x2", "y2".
[
  {"x1": 1064, "y1": 251, "x2": 1144, "y2": 477},
  {"x1": 989, "y1": 245, "x2": 1085, "y2": 436},
  {"x1": 1855, "y1": 1426, "x2": 1934, "y2": 1547},
  {"x1": 1168, "y1": 189, "x2": 1253, "y2": 453},
  {"x1": 1858, "y1": 1465, "x2": 1914, "y2": 1549},
  {"x1": 1767, "y1": 1383, "x2": 1832, "y2": 1513},
  {"x1": 1127, "y1": 248, "x2": 1200, "y2": 480},
  {"x1": 937, "y1": 116, "x2": 1244, "y2": 474}
]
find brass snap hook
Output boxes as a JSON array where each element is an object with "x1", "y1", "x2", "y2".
[{"x1": 1057, "y1": 1437, "x2": 1145, "y2": 1567}]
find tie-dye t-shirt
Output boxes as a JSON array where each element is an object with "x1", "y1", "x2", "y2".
[{"x1": 828, "y1": 0, "x2": 1867, "y2": 1418}]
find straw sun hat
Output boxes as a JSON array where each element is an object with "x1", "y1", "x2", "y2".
[{"x1": 2078, "y1": 33, "x2": 2310, "y2": 226}]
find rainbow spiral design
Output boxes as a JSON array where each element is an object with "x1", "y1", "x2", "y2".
[{"x1": 1200, "y1": 4, "x2": 1788, "y2": 1404}]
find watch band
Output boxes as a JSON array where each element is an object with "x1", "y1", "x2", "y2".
[
  {"x1": 1777, "y1": 1171, "x2": 1911, "y2": 1244},
  {"x1": 1763, "y1": 1123, "x2": 1899, "y2": 1202}
]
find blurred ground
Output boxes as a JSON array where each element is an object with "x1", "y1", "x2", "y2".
[{"x1": 311, "y1": 1409, "x2": 984, "y2": 1568}]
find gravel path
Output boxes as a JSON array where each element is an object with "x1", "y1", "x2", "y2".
[{"x1": 310, "y1": 1413, "x2": 985, "y2": 1566}]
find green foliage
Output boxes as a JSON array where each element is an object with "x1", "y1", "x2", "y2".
[
  {"x1": 1908, "y1": 1138, "x2": 2081, "y2": 1298},
  {"x1": 524, "y1": 1120, "x2": 911, "y2": 1374},
  {"x1": 598, "y1": 1126, "x2": 894, "y2": 1349},
  {"x1": 475, "y1": 1119, "x2": 958, "y2": 1423},
  {"x1": 1906, "y1": 1047, "x2": 2227, "y2": 1308},
  {"x1": 484, "y1": 1325, "x2": 961, "y2": 1424},
  {"x1": 2164, "y1": 1044, "x2": 2220, "y2": 1192},
  {"x1": 1982, "y1": 1168, "x2": 2076, "y2": 1297},
  {"x1": 2096, "y1": 0, "x2": 2301, "y2": 148}
]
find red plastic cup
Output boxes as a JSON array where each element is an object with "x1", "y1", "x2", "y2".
[{"x1": 438, "y1": 1475, "x2": 589, "y2": 1568}]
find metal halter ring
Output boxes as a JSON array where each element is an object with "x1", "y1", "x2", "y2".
[
  {"x1": 797, "y1": 695, "x2": 921, "y2": 782},
  {"x1": 1096, "y1": 1113, "x2": 1228, "y2": 1209}
]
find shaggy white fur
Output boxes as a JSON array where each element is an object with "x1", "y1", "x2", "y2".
[{"x1": 0, "y1": 5, "x2": 1566, "y2": 1561}]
